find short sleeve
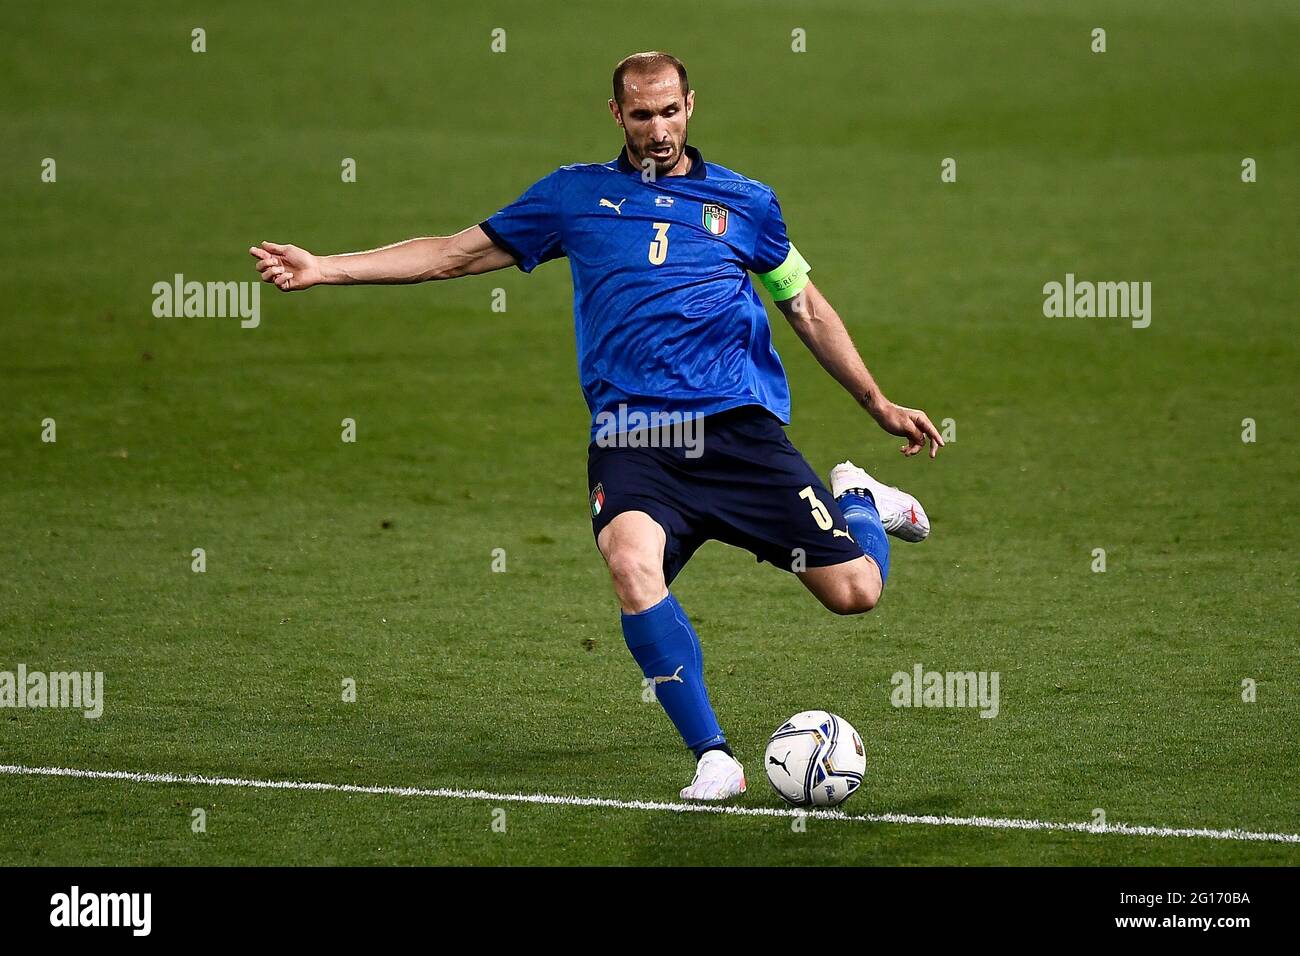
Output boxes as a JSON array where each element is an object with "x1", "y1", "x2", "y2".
[
  {"x1": 748, "y1": 190, "x2": 792, "y2": 275},
  {"x1": 480, "y1": 172, "x2": 566, "y2": 273},
  {"x1": 749, "y1": 190, "x2": 811, "y2": 301}
]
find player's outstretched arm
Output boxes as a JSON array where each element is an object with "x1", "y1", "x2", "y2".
[
  {"x1": 247, "y1": 225, "x2": 516, "y2": 292},
  {"x1": 776, "y1": 281, "x2": 944, "y2": 459}
]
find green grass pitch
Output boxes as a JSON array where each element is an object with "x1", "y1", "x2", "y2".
[{"x1": 1, "y1": 0, "x2": 1297, "y2": 865}]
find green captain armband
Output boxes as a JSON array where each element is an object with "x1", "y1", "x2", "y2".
[{"x1": 757, "y1": 245, "x2": 811, "y2": 301}]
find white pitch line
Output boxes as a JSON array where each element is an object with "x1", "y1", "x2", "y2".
[{"x1": 2, "y1": 763, "x2": 1297, "y2": 845}]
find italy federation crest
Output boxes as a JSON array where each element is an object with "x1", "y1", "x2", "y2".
[
  {"x1": 590, "y1": 482, "x2": 605, "y2": 517},
  {"x1": 702, "y1": 203, "x2": 729, "y2": 236}
]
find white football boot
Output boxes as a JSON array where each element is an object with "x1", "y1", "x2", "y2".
[
  {"x1": 679, "y1": 750, "x2": 747, "y2": 801},
  {"x1": 829, "y1": 460, "x2": 930, "y2": 543}
]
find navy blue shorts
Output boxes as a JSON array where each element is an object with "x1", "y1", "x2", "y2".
[{"x1": 587, "y1": 405, "x2": 863, "y2": 585}]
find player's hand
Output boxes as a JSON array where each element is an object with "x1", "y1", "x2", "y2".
[
  {"x1": 868, "y1": 399, "x2": 945, "y2": 459},
  {"x1": 248, "y1": 241, "x2": 324, "y2": 291}
]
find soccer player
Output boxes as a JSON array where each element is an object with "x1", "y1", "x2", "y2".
[{"x1": 249, "y1": 51, "x2": 943, "y2": 801}]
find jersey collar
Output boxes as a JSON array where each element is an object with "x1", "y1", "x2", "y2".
[{"x1": 615, "y1": 143, "x2": 707, "y2": 179}]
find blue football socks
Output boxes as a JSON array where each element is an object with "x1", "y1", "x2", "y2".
[
  {"x1": 838, "y1": 490, "x2": 891, "y2": 586},
  {"x1": 621, "y1": 593, "x2": 729, "y2": 758}
]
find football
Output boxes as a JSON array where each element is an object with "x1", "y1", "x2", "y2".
[{"x1": 764, "y1": 710, "x2": 867, "y2": 808}]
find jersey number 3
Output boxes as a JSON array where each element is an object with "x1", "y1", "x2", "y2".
[
  {"x1": 648, "y1": 222, "x2": 670, "y2": 265},
  {"x1": 799, "y1": 486, "x2": 834, "y2": 531}
]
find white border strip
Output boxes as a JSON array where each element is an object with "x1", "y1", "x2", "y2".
[{"x1": 3, "y1": 763, "x2": 1297, "y2": 845}]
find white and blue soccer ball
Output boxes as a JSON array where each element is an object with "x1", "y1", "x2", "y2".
[{"x1": 764, "y1": 710, "x2": 866, "y2": 808}]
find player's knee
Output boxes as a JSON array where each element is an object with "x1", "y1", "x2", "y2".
[
  {"x1": 605, "y1": 547, "x2": 666, "y2": 611},
  {"x1": 826, "y1": 592, "x2": 877, "y2": 616},
  {"x1": 823, "y1": 576, "x2": 880, "y2": 615},
  {"x1": 848, "y1": 582, "x2": 881, "y2": 614}
]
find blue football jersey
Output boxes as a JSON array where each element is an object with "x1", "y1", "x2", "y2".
[{"x1": 480, "y1": 145, "x2": 807, "y2": 439}]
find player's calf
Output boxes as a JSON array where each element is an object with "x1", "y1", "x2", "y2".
[{"x1": 599, "y1": 510, "x2": 740, "y2": 798}]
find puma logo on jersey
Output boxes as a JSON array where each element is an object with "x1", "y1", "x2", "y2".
[
  {"x1": 832, "y1": 528, "x2": 854, "y2": 540},
  {"x1": 654, "y1": 665, "x2": 685, "y2": 684},
  {"x1": 599, "y1": 198, "x2": 627, "y2": 214}
]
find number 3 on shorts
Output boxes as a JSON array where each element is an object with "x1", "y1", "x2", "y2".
[{"x1": 799, "y1": 485, "x2": 834, "y2": 531}]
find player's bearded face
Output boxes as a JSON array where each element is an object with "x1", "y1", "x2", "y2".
[{"x1": 611, "y1": 71, "x2": 694, "y2": 177}]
